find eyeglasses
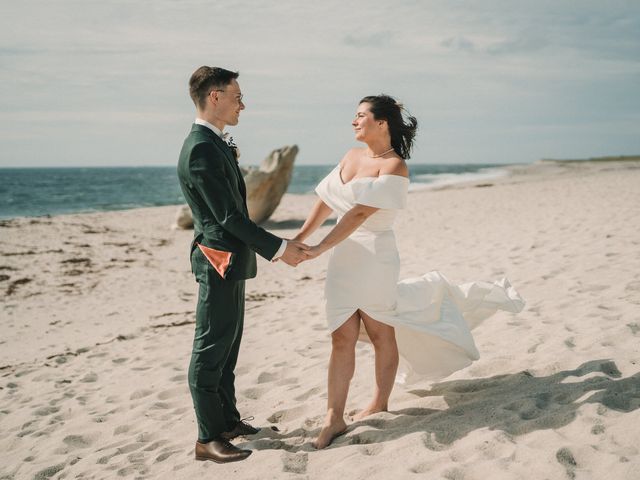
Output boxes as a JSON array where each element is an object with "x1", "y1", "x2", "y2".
[{"x1": 212, "y1": 89, "x2": 244, "y2": 103}]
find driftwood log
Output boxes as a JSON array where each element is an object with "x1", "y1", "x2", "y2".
[{"x1": 173, "y1": 145, "x2": 298, "y2": 229}]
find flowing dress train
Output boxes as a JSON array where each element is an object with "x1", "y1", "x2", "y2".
[{"x1": 315, "y1": 165, "x2": 525, "y2": 383}]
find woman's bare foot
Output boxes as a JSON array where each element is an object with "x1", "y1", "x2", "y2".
[
  {"x1": 312, "y1": 416, "x2": 347, "y2": 449},
  {"x1": 353, "y1": 405, "x2": 387, "y2": 421}
]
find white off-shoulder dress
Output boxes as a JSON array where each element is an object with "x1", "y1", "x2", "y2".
[{"x1": 315, "y1": 164, "x2": 525, "y2": 383}]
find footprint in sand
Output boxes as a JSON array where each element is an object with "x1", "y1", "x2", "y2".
[
  {"x1": 257, "y1": 371, "x2": 279, "y2": 384},
  {"x1": 281, "y1": 452, "x2": 308, "y2": 474},
  {"x1": 243, "y1": 387, "x2": 265, "y2": 400},
  {"x1": 171, "y1": 406, "x2": 190, "y2": 416},
  {"x1": 18, "y1": 428, "x2": 36, "y2": 438},
  {"x1": 625, "y1": 280, "x2": 640, "y2": 293},
  {"x1": 34, "y1": 405, "x2": 60, "y2": 417},
  {"x1": 359, "y1": 444, "x2": 383, "y2": 456},
  {"x1": 155, "y1": 450, "x2": 179, "y2": 463},
  {"x1": 87, "y1": 352, "x2": 108, "y2": 359},
  {"x1": 556, "y1": 447, "x2": 577, "y2": 479},
  {"x1": 518, "y1": 407, "x2": 541, "y2": 421},
  {"x1": 114, "y1": 425, "x2": 130, "y2": 435},
  {"x1": 347, "y1": 430, "x2": 378, "y2": 446},
  {"x1": 157, "y1": 386, "x2": 186, "y2": 400},
  {"x1": 50, "y1": 414, "x2": 66, "y2": 425},
  {"x1": 22, "y1": 419, "x2": 37, "y2": 430},
  {"x1": 575, "y1": 284, "x2": 610, "y2": 293},
  {"x1": 443, "y1": 467, "x2": 466, "y2": 480},
  {"x1": 33, "y1": 463, "x2": 65, "y2": 480},
  {"x1": 80, "y1": 372, "x2": 98, "y2": 383},
  {"x1": 409, "y1": 462, "x2": 432, "y2": 474},
  {"x1": 267, "y1": 405, "x2": 307, "y2": 424},
  {"x1": 276, "y1": 377, "x2": 298, "y2": 386},
  {"x1": 115, "y1": 442, "x2": 146, "y2": 455},
  {"x1": 97, "y1": 454, "x2": 115, "y2": 465},
  {"x1": 63, "y1": 433, "x2": 96, "y2": 449},
  {"x1": 143, "y1": 440, "x2": 169, "y2": 452},
  {"x1": 116, "y1": 464, "x2": 149, "y2": 477},
  {"x1": 130, "y1": 389, "x2": 154, "y2": 400},
  {"x1": 527, "y1": 341, "x2": 543, "y2": 354},
  {"x1": 127, "y1": 451, "x2": 147, "y2": 464},
  {"x1": 294, "y1": 387, "x2": 321, "y2": 402},
  {"x1": 169, "y1": 374, "x2": 187, "y2": 383},
  {"x1": 131, "y1": 366, "x2": 152, "y2": 372},
  {"x1": 627, "y1": 323, "x2": 640, "y2": 335}
]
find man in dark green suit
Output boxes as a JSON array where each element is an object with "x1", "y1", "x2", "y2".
[{"x1": 177, "y1": 66, "x2": 309, "y2": 463}]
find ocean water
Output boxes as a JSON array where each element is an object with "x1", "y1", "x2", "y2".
[{"x1": 0, "y1": 163, "x2": 507, "y2": 219}]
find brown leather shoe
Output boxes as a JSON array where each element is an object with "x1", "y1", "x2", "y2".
[
  {"x1": 220, "y1": 417, "x2": 261, "y2": 441},
  {"x1": 194, "y1": 439, "x2": 252, "y2": 463}
]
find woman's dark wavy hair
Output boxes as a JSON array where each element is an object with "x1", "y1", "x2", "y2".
[{"x1": 359, "y1": 94, "x2": 418, "y2": 160}]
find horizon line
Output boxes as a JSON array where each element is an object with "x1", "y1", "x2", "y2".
[{"x1": 0, "y1": 161, "x2": 532, "y2": 169}]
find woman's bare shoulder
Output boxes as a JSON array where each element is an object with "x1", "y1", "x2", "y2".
[{"x1": 379, "y1": 156, "x2": 408, "y2": 177}]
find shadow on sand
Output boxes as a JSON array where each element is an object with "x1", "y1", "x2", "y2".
[{"x1": 244, "y1": 359, "x2": 640, "y2": 453}]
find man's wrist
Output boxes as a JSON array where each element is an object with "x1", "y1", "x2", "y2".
[{"x1": 272, "y1": 239, "x2": 287, "y2": 260}]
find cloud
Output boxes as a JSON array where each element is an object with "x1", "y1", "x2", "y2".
[
  {"x1": 0, "y1": 46, "x2": 44, "y2": 56},
  {"x1": 0, "y1": 0, "x2": 639, "y2": 167},
  {"x1": 440, "y1": 33, "x2": 548, "y2": 56},
  {"x1": 342, "y1": 31, "x2": 394, "y2": 48},
  {"x1": 486, "y1": 35, "x2": 548, "y2": 55},
  {"x1": 440, "y1": 36, "x2": 476, "y2": 53}
]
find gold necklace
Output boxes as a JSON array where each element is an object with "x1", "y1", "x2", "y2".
[{"x1": 367, "y1": 147, "x2": 394, "y2": 158}]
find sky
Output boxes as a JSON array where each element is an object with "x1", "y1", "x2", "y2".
[{"x1": 1, "y1": 0, "x2": 639, "y2": 167}]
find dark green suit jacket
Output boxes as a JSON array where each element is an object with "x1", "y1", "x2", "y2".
[{"x1": 177, "y1": 123, "x2": 282, "y2": 280}]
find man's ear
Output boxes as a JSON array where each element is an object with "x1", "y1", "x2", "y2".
[{"x1": 208, "y1": 90, "x2": 217, "y2": 106}]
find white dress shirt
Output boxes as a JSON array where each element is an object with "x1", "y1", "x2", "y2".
[
  {"x1": 194, "y1": 118, "x2": 223, "y2": 138},
  {"x1": 194, "y1": 118, "x2": 287, "y2": 260}
]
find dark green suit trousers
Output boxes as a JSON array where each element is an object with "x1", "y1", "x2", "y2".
[{"x1": 189, "y1": 246, "x2": 244, "y2": 441}]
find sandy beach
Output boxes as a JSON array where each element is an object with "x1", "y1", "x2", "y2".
[{"x1": 1, "y1": 159, "x2": 639, "y2": 479}]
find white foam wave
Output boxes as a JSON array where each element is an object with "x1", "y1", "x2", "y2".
[{"x1": 409, "y1": 168, "x2": 508, "y2": 191}]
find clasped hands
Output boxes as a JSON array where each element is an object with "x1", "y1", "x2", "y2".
[{"x1": 276, "y1": 240, "x2": 323, "y2": 267}]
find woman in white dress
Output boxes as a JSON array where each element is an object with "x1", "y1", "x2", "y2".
[{"x1": 293, "y1": 95, "x2": 524, "y2": 449}]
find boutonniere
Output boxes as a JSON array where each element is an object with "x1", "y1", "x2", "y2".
[{"x1": 223, "y1": 133, "x2": 241, "y2": 162}]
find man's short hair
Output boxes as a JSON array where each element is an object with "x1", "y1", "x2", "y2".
[{"x1": 189, "y1": 66, "x2": 239, "y2": 110}]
